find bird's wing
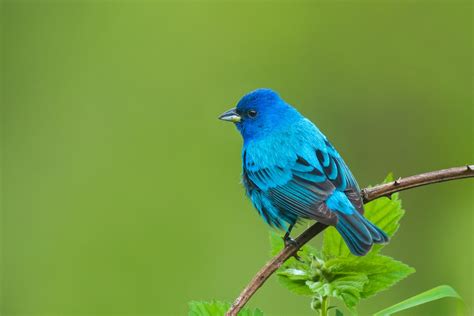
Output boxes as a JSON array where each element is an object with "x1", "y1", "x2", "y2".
[
  {"x1": 322, "y1": 139, "x2": 364, "y2": 213},
  {"x1": 244, "y1": 139, "x2": 363, "y2": 226}
]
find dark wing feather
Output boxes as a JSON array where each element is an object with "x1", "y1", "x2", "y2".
[
  {"x1": 322, "y1": 139, "x2": 364, "y2": 214},
  {"x1": 246, "y1": 154, "x2": 338, "y2": 225},
  {"x1": 243, "y1": 139, "x2": 363, "y2": 227}
]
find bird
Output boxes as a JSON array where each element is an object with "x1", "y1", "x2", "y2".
[{"x1": 218, "y1": 88, "x2": 388, "y2": 256}]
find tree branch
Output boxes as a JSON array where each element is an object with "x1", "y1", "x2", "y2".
[{"x1": 226, "y1": 165, "x2": 474, "y2": 316}]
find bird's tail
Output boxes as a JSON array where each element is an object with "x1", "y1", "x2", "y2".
[{"x1": 335, "y1": 211, "x2": 389, "y2": 256}]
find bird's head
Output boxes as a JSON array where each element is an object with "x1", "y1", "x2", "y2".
[{"x1": 219, "y1": 88, "x2": 301, "y2": 142}]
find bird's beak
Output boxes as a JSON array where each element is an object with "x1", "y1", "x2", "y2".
[{"x1": 218, "y1": 107, "x2": 241, "y2": 123}]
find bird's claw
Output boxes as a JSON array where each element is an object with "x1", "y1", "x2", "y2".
[
  {"x1": 283, "y1": 236, "x2": 298, "y2": 248},
  {"x1": 283, "y1": 236, "x2": 303, "y2": 262}
]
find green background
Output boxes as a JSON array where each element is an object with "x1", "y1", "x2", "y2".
[{"x1": 1, "y1": 1, "x2": 472, "y2": 315}]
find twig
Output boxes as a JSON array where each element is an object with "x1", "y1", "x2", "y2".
[{"x1": 226, "y1": 165, "x2": 474, "y2": 316}]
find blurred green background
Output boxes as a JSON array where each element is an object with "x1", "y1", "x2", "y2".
[{"x1": 1, "y1": 1, "x2": 472, "y2": 315}]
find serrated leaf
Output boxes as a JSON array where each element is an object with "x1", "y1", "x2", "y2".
[
  {"x1": 365, "y1": 196, "x2": 404, "y2": 242},
  {"x1": 332, "y1": 274, "x2": 368, "y2": 309},
  {"x1": 325, "y1": 255, "x2": 415, "y2": 299},
  {"x1": 188, "y1": 300, "x2": 264, "y2": 316},
  {"x1": 306, "y1": 280, "x2": 330, "y2": 296},
  {"x1": 277, "y1": 276, "x2": 314, "y2": 296},
  {"x1": 383, "y1": 172, "x2": 394, "y2": 184},
  {"x1": 323, "y1": 226, "x2": 350, "y2": 258},
  {"x1": 307, "y1": 273, "x2": 368, "y2": 310},
  {"x1": 274, "y1": 236, "x2": 322, "y2": 297},
  {"x1": 269, "y1": 230, "x2": 285, "y2": 256},
  {"x1": 322, "y1": 174, "x2": 405, "y2": 258},
  {"x1": 278, "y1": 268, "x2": 311, "y2": 280}
]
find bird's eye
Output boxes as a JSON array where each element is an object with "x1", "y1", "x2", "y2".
[{"x1": 248, "y1": 110, "x2": 257, "y2": 118}]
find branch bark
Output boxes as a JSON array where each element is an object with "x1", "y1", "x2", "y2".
[{"x1": 226, "y1": 165, "x2": 474, "y2": 316}]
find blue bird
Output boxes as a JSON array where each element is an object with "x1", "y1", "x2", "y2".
[{"x1": 219, "y1": 88, "x2": 389, "y2": 256}]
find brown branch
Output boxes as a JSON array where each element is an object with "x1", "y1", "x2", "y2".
[{"x1": 226, "y1": 165, "x2": 474, "y2": 316}]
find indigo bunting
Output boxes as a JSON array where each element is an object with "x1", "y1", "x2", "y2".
[{"x1": 219, "y1": 89, "x2": 388, "y2": 256}]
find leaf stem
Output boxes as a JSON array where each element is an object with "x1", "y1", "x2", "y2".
[{"x1": 321, "y1": 296, "x2": 329, "y2": 316}]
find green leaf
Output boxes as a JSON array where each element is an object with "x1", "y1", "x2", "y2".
[
  {"x1": 274, "y1": 240, "x2": 322, "y2": 296},
  {"x1": 269, "y1": 230, "x2": 284, "y2": 256},
  {"x1": 322, "y1": 226, "x2": 350, "y2": 258},
  {"x1": 269, "y1": 174, "x2": 414, "y2": 312},
  {"x1": 188, "y1": 301, "x2": 264, "y2": 316},
  {"x1": 278, "y1": 268, "x2": 311, "y2": 280},
  {"x1": 332, "y1": 273, "x2": 369, "y2": 309},
  {"x1": 373, "y1": 285, "x2": 463, "y2": 316},
  {"x1": 307, "y1": 273, "x2": 368, "y2": 310},
  {"x1": 325, "y1": 255, "x2": 415, "y2": 299},
  {"x1": 364, "y1": 198, "x2": 404, "y2": 255},
  {"x1": 277, "y1": 276, "x2": 314, "y2": 296},
  {"x1": 322, "y1": 174, "x2": 405, "y2": 258}
]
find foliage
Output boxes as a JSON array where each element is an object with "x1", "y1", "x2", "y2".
[
  {"x1": 188, "y1": 300, "x2": 264, "y2": 316},
  {"x1": 190, "y1": 175, "x2": 463, "y2": 315},
  {"x1": 272, "y1": 174, "x2": 415, "y2": 314},
  {"x1": 373, "y1": 285, "x2": 464, "y2": 316},
  {"x1": 322, "y1": 174, "x2": 404, "y2": 258}
]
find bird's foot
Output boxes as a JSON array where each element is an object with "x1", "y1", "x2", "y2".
[
  {"x1": 283, "y1": 235, "x2": 298, "y2": 248},
  {"x1": 283, "y1": 236, "x2": 303, "y2": 262}
]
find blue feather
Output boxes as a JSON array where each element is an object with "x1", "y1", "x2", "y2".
[{"x1": 221, "y1": 88, "x2": 389, "y2": 256}]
